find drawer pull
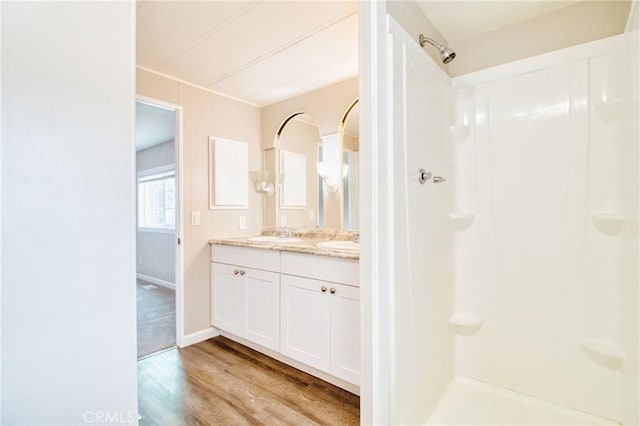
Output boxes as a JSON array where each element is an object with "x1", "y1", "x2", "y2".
[
  {"x1": 321, "y1": 286, "x2": 327, "y2": 292},
  {"x1": 239, "y1": 270, "x2": 246, "y2": 276},
  {"x1": 233, "y1": 269, "x2": 240, "y2": 275},
  {"x1": 330, "y1": 287, "x2": 337, "y2": 294}
]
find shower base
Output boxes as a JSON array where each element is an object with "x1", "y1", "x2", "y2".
[{"x1": 425, "y1": 376, "x2": 619, "y2": 425}]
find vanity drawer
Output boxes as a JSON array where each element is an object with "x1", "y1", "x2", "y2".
[
  {"x1": 211, "y1": 244, "x2": 280, "y2": 272},
  {"x1": 281, "y1": 252, "x2": 359, "y2": 287}
]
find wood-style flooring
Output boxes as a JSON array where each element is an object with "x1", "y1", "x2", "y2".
[{"x1": 138, "y1": 336, "x2": 359, "y2": 425}]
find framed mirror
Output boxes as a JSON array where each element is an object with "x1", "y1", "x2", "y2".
[
  {"x1": 340, "y1": 99, "x2": 359, "y2": 230},
  {"x1": 272, "y1": 112, "x2": 321, "y2": 228},
  {"x1": 262, "y1": 100, "x2": 359, "y2": 230}
]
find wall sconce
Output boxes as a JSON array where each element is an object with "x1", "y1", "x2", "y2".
[
  {"x1": 251, "y1": 170, "x2": 275, "y2": 196},
  {"x1": 316, "y1": 161, "x2": 348, "y2": 193},
  {"x1": 249, "y1": 170, "x2": 284, "y2": 197}
]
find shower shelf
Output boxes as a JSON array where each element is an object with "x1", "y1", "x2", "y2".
[
  {"x1": 594, "y1": 98, "x2": 622, "y2": 123},
  {"x1": 592, "y1": 213, "x2": 625, "y2": 236},
  {"x1": 581, "y1": 338, "x2": 625, "y2": 363},
  {"x1": 449, "y1": 213, "x2": 475, "y2": 231},
  {"x1": 449, "y1": 124, "x2": 471, "y2": 143},
  {"x1": 450, "y1": 315, "x2": 483, "y2": 333}
]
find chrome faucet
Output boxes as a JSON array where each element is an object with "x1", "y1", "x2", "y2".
[{"x1": 278, "y1": 227, "x2": 294, "y2": 238}]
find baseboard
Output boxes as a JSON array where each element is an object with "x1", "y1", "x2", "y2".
[
  {"x1": 179, "y1": 328, "x2": 220, "y2": 348},
  {"x1": 137, "y1": 273, "x2": 175, "y2": 290},
  {"x1": 220, "y1": 331, "x2": 360, "y2": 395}
]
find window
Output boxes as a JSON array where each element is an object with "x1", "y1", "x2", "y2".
[{"x1": 138, "y1": 169, "x2": 175, "y2": 230}]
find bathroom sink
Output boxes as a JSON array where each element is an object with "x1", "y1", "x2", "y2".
[
  {"x1": 247, "y1": 236, "x2": 301, "y2": 243},
  {"x1": 316, "y1": 241, "x2": 360, "y2": 250}
]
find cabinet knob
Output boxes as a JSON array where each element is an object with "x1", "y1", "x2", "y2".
[
  {"x1": 330, "y1": 287, "x2": 336, "y2": 294},
  {"x1": 321, "y1": 286, "x2": 327, "y2": 292},
  {"x1": 233, "y1": 269, "x2": 240, "y2": 275},
  {"x1": 239, "y1": 270, "x2": 245, "y2": 276}
]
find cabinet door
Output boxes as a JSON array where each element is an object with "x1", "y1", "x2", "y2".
[
  {"x1": 244, "y1": 268, "x2": 280, "y2": 351},
  {"x1": 280, "y1": 274, "x2": 331, "y2": 371},
  {"x1": 211, "y1": 263, "x2": 243, "y2": 335},
  {"x1": 330, "y1": 283, "x2": 360, "y2": 385}
]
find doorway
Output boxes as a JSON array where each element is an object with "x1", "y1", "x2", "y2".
[{"x1": 135, "y1": 96, "x2": 184, "y2": 358}]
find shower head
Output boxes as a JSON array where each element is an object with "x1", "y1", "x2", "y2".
[{"x1": 419, "y1": 34, "x2": 456, "y2": 64}]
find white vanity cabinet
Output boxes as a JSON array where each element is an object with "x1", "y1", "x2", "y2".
[
  {"x1": 329, "y1": 283, "x2": 360, "y2": 385},
  {"x1": 280, "y1": 252, "x2": 360, "y2": 386},
  {"x1": 211, "y1": 263, "x2": 244, "y2": 336},
  {"x1": 210, "y1": 243, "x2": 360, "y2": 390},
  {"x1": 211, "y1": 245, "x2": 280, "y2": 351},
  {"x1": 280, "y1": 274, "x2": 331, "y2": 370}
]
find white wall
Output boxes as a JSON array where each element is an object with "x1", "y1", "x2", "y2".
[
  {"x1": 136, "y1": 231, "x2": 175, "y2": 285},
  {"x1": 136, "y1": 140, "x2": 176, "y2": 286},
  {"x1": 136, "y1": 138, "x2": 174, "y2": 171},
  {"x1": 1, "y1": 2, "x2": 137, "y2": 424}
]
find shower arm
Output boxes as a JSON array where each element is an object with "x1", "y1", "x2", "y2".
[{"x1": 419, "y1": 35, "x2": 443, "y2": 50}]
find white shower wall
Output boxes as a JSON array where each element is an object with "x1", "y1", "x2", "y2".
[
  {"x1": 387, "y1": 9, "x2": 637, "y2": 422},
  {"x1": 387, "y1": 17, "x2": 455, "y2": 425},
  {"x1": 450, "y1": 36, "x2": 635, "y2": 422}
]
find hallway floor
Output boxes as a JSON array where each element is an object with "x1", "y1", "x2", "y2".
[
  {"x1": 137, "y1": 336, "x2": 360, "y2": 425},
  {"x1": 137, "y1": 280, "x2": 176, "y2": 358}
]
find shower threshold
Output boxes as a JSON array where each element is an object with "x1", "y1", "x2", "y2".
[{"x1": 425, "y1": 375, "x2": 619, "y2": 425}]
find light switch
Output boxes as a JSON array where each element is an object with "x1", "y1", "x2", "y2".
[
  {"x1": 281, "y1": 215, "x2": 287, "y2": 226},
  {"x1": 191, "y1": 211, "x2": 201, "y2": 226},
  {"x1": 309, "y1": 210, "x2": 315, "y2": 220},
  {"x1": 238, "y1": 215, "x2": 247, "y2": 230}
]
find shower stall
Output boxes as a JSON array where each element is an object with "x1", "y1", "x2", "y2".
[{"x1": 385, "y1": 11, "x2": 639, "y2": 426}]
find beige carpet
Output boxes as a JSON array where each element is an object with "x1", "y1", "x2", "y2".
[{"x1": 136, "y1": 279, "x2": 175, "y2": 358}]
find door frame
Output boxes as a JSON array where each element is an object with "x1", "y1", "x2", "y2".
[
  {"x1": 360, "y1": 0, "x2": 392, "y2": 424},
  {"x1": 135, "y1": 94, "x2": 185, "y2": 347}
]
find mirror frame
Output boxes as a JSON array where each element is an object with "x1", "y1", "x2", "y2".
[
  {"x1": 273, "y1": 112, "x2": 308, "y2": 227},
  {"x1": 338, "y1": 98, "x2": 359, "y2": 230}
]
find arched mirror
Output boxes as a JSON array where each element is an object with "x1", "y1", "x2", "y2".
[
  {"x1": 262, "y1": 104, "x2": 359, "y2": 231},
  {"x1": 273, "y1": 112, "x2": 322, "y2": 228},
  {"x1": 341, "y1": 99, "x2": 359, "y2": 230}
]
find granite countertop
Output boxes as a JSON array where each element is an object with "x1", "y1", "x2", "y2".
[{"x1": 208, "y1": 236, "x2": 360, "y2": 260}]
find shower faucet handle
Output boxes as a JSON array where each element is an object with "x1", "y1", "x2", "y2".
[
  {"x1": 433, "y1": 176, "x2": 446, "y2": 183},
  {"x1": 416, "y1": 169, "x2": 432, "y2": 184}
]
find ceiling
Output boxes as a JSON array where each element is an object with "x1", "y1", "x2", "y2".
[
  {"x1": 137, "y1": 1, "x2": 601, "y2": 107},
  {"x1": 135, "y1": 102, "x2": 176, "y2": 151},
  {"x1": 416, "y1": 0, "x2": 581, "y2": 44},
  {"x1": 137, "y1": 1, "x2": 359, "y2": 107}
]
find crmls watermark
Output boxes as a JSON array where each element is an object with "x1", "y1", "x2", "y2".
[{"x1": 83, "y1": 411, "x2": 138, "y2": 424}]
